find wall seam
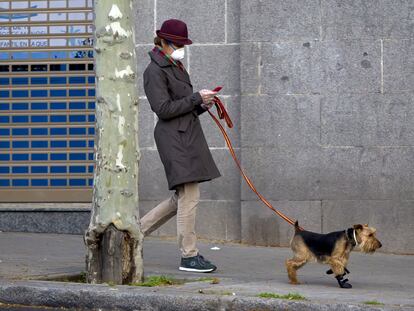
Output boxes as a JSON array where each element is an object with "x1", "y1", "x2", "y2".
[
  {"x1": 380, "y1": 39, "x2": 384, "y2": 94},
  {"x1": 224, "y1": 0, "x2": 228, "y2": 43},
  {"x1": 153, "y1": 0, "x2": 157, "y2": 35}
]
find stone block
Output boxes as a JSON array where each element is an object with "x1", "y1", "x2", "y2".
[
  {"x1": 380, "y1": 0, "x2": 414, "y2": 39},
  {"x1": 261, "y1": 41, "x2": 323, "y2": 95},
  {"x1": 383, "y1": 40, "x2": 414, "y2": 93},
  {"x1": 320, "y1": 147, "x2": 414, "y2": 200},
  {"x1": 322, "y1": 200, "x2": 414, "y2": 254},
  {"x1": 241, "y1": 200, "x2": 321, "y2": 246},
  {"x1": 156, "y1": 0, "x2": 225, "y2": 43},
  {"x1": 199, "y1": 148, "x2": 241, "y2": 201},
  {"x1": 189, "y1": 45, "x2": 240, "y2": 96},
  {"x1": 0, "y1": 203, "x2": 91, "y2": 212},
  {"x1": 241, "y1": 94, "x2": 321, "y2": 148},
  {"x1": 196, "y1": 200, "x2": 241, "y2": 241},
  {"x1": 138, "y1": 149, "x2": 172, "y2": 200},
  {"x1": 321, "y1": 0, "x2": 414, "y2": 40},
  {"x1": 320, "y1": 40, "x2": 381, "y2": 94},
  {"x1": 240, "y1": 146, "x2": 322, "y2": 201},
  {"x1": 138, "y1": 98, "x2": 155, "y2": 148},
  {"x1": 0, "y1": 211, "x2": 90, "y2": 234},
  {"x1": 322, "y1": 93, "x2": 414, "y2": 146},
  {"x1": 240, "y1": 0, "x2": 320, "y2": 41},
  {"x1": 261, "y1": 40, "x2": 380, "y2": 95},
  {"x1": 381, "y1": 0, "x2": 414, "y2": 39},
  {"x1": 378, "y1": 147, "x2": 414, "y2": 200},
  {"x1": 132, "y1": 0, "x2": 155, "y2": 44},
  {"x1": 227, "y1": 0, "x2": 240, "y2": 43},
  {"x1": 322, "y1": 0, "x2": 382, "y2": 40},
  {"x1": 240, "y1": 42, "x2": 261, "y2": 95},
  {"x1": 320, "y1": 147, "x2": 381, "y2": 200}
]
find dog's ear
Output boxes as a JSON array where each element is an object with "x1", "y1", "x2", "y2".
[{"x1": 353, "y1": 224, "x2": 363, "y2": 231}]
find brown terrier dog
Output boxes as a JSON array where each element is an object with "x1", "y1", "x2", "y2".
[{"x1": 286, "y1": 221, "x2": 382, "y2": 288}]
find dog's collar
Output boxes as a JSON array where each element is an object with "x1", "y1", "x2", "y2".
[{"x1": 346, "y1": 228, "x2": 359, "y2": 247}]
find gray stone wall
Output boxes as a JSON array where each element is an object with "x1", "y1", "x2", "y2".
[
  {"x1": 243, "y1": 0, "x2": 414, "y2": 254},
  {"x1": 133, "y1": 0, "x2": 413, "y2": 254}
]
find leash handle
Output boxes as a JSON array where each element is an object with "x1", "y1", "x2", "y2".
[
  {"x1": 213, "y1": 96, "x2": 233, "y2": 128},
  {"x1": 208, "y1": 98, "x2": 303, "y2": 231}
]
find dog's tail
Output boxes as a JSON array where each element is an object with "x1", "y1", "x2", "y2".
[{"x1": 294, "y1": 220, "x2": 301, "y2": 233}]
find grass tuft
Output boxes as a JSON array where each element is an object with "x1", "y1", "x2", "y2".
[
  {"x1": 257, "y1": 292, "x2": 306, "y2": 300},
  {"x1": 106, "y1": 281, "x2": 117, "y2": 287},
  {"x1": 363, "y1": 300, "x2": 384, "y2": 306},
  {"x1": 194, "y1": 277, "x2": 220, "y2": 284},
  {"x1": 210, "y1": 277, "x2": 220, "y2": 284},
  {"x1": 79, "y1": 271, "x2": 87, "y2": 283},
  {"x1": 131, "y1": 275, "x2": 184, "y2": 287}
]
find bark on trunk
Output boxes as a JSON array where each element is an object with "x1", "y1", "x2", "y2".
[{"x1": 84, "y1": 0, "x2": 142, "y2": 284}]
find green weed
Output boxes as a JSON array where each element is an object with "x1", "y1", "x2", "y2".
[
  {"x1": 131, "y1": 275, "x2": 184, "y2": 287},
  {"x1": 257, "y1": 292, "x2": 306, "y2": 300},
  {"x1": 363, "y1": 300, "x2": 384, "y2": 306}
]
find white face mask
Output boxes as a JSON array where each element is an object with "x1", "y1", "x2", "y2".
[{"x1": 170, "y1": 44, "x2": 185, "y2": 61}]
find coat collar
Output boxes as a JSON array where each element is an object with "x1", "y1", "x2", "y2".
[
  {"x1": 148, "y1": 48, "x2": 192, "y2": 86},
  {"x1": 148, "y1": 49, "x2": 171, "y2": 68}
]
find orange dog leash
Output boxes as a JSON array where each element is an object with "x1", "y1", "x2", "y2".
[{"x1": 208, "y1": 96, "x2": 304, "y2": 231}]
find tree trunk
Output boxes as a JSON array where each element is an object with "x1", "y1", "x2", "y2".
[{"x1": 84, "y1": 0, "x2": 142, "y2": 284}]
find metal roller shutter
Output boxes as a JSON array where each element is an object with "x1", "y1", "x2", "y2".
[{"x1": 0, "y1": 0, "x2": 95, "y2": 202}]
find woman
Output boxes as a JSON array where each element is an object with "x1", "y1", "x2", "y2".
[{"x1": 141, "y1": 19, "x2": 221, "y2": 273}]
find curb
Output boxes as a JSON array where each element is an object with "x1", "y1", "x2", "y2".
[{"x1": 0, "y1": 280, "x2": 399, "y2": 311}]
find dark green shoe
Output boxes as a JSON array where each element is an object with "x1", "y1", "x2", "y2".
[{"x1": 179, "y1": 254, "x2": 217, "y2": 273}]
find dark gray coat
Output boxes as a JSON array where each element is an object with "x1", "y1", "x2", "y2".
[{"x1": 143, "y1": 50, "x2": 221, "y2": 190}]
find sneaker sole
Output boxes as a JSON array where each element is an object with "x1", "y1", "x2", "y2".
[{"x1": 179, "y1": 266, "x2": 216, "y2": 273}]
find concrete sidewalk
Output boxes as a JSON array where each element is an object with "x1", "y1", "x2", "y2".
[{"x1": 0, "y1": 232, "x2": 413, "y2": 310}]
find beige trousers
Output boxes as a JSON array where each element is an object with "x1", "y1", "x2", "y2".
[{"x1": 140, "y1": 182, "x2": 200, "y2": 258}]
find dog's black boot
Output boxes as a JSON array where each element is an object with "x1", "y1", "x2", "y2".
[
  {"x1": 327, "y1": 267, "x2": 350, "y2": 275},
  {"x1": 336, "y1": 275, "x2": 352, "y2": 289}
]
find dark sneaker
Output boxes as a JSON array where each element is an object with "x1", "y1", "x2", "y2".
[
  {"x1": 198, "y1": 255, "x2": 211, "y2": 264},
  {"x1": 179, "y1": 254, "x2": 217, "y2": 273}
]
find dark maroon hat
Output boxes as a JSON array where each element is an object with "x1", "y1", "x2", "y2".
[{"x1": 156, "y1": 19, "x2": 192, "y2": 45}]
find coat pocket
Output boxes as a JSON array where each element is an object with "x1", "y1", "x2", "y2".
[{"x1": 177, "y1": 114, "x2": 193, "y2": 132}]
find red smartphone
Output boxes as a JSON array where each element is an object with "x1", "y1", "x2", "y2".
[{"x1": 212, "y1": 86, "x2": 222, "y2": 92}]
